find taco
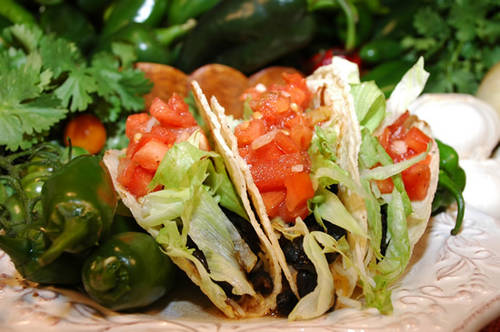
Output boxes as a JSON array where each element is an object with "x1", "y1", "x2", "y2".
[
  {"x1": 103, "y1": 92, "x2": 283, "y2": 318},
  {"x1": 194, "y1": 57, "x2": 439, "y2": 319}
]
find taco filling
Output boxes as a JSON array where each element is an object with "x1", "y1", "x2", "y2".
[
  {"x1": 197, "y1": 58, "x2": 439, "y2": 320},
  {"x1": 104, "y1": 93, "x2": 282, "y2": 318}
]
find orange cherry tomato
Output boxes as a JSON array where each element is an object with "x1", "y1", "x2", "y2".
[{"x1": 64, "y1": 114, "x2": 106, "y2": 154}]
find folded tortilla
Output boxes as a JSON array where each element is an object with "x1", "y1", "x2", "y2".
[{"x1": 103, "y1": 88, "x2": 283, "y2": 318}]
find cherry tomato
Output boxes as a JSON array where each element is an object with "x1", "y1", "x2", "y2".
[{"x1": 64, "y1": 114, "x2": 106, "y2": 154}]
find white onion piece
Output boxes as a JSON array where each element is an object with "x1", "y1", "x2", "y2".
[
  {"x1": 461, "y1": 159, "x2": 500, "y2": 219},
  {"x1": 251, "y1": 129, "x2": 278, "y2": 150},
  {"x1": 409, "y1": 94, "x2": 500, "y2": 160},
  {"x1": 145, "y1": 117, "x2": 159, "y2": 132}
]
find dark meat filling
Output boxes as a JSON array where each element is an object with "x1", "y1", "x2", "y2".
[
  {"x1": 221, "y1": 206, "x2": 262, "y2": 255},
  {"x1": 279, "y1": 236, "x2": 318, "y2": 298},
  {"x1": 380, "y1": 203, "x2": 389, "y2": 257},
  {"x1": 276, "y1": 273, "x2": 298, "y2": 316}
]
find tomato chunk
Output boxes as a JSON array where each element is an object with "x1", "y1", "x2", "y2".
[
  {"x1": 377, "y1": 111, "x2": 432, "y2": 201},
  {"x1": 127, "y1": 166, "x2": 155, "y2": 198},
  {"x1": 262, "y1": 190, "x2": 286, "y2": 219},
  {"x1": 149, "y1": 95, "x2": 197, "y2": 128},
  {"x1": 126, "y1": 113, "x2": 151, "y2": 140},
  {"x1": 235, "y1": 119, "x2": 266, "y2": 147},
  {"x1": 284, "y1": 172, "x2": 314, "y2": 214},
  {"x1": 132, "y1": 139, "x2": 170, "y2": 171}
]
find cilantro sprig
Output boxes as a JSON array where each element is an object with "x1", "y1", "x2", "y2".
[
  {"x1": 401, "y1": 0, "x2": 500, "y2": 93},
  {"x1": 0, "y1": 24, "x2": 152, "y2": 151}
]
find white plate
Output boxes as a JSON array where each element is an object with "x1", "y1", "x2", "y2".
[{"x1": 1, "y1": 206, "x2": 500, "y2": 332}]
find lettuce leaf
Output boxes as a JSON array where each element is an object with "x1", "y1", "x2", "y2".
[
  {"x1": 289, "y1": 232, "x2": 334, "y2": 320},
  {"x1": 351, "y1": 81, "x2": 386, "y2": 133},
  {"x1": 386, "y1": 57, "x2": 429, "y2": 117},
  {"x1": 314, "y1": 189, "x2": 366, "y2": 237},
  {"x1": 187, "y1": 188, "x2": 256, "y2": 295},
  {"x1": 140, "y1": 135, "x2": 256, "y2": 298}
]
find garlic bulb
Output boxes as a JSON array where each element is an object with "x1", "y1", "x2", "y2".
[{"x1": 409, "y1": 94, "x2": 500, "y2": 160}]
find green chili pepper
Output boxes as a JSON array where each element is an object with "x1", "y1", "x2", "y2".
[
  {"x1": 82, "y1": 232, "x2": 175, "y2": 311},
  {"x1": 0, "y1": 144, "x2": 93, "y2": 285},
  {"x1": 96, "y1": 19, "x2": 195, "y2": 64},
  {"x1": 40, "y1": 3, "x2": 97, "y2": 52},
  {"x1": 0, "y1": 0, "x2": 37, "y2": 26},
  {"x1": 167, "y1": 0, "x2": 220, "y2": 25},
  {"x1": 38, "y1": 155, "x2": 117, "y2": 266},
  {"x1": 0, "y1": 226, "x2": 82, "y2": 284},
  {"x1": 360, "y1": 39, "x2": 403, "y2": 64},
  {"x1": 176, "y1": 0, "x2": 316, "y2": 74},
  {"x1": 101, "y1": 0, "x2": 169, "y2": 37},
  {"x1": 431, "y1": 139, "x2": 466, "y2": 235}
]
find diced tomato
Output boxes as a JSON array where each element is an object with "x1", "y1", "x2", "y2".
[
  {"x1": 117, "y1": 158, "x2": 137, "y2": 188},
  {"x1": 127, "y1": 166, "x2": 155, "y2": 198},
  {"x1": 262, "y1": 190, "x2": 286, "y2": 219},
  {"x1": 405, "y1": 127, "x2": 431, "y2": 153},
  {"x1": 251, "y1": 92, "x2": 292, "y2": 124},
  {"x1": 149, "y1": 95, "x2": 196, "y2": 128},
  {"x1": 284, "y1": 172, "x2": 314, "y2": 214},
  {"x1": 376, "y1": 111, "x2": 432, "y2": 201},
  {"x1": 247, "y1": 140, "x2": 284, "y2": 164},
  {"x1": 375, "y1": 178, "x2": 394, "y2": 194},
  {"x1": 282, "y1": 73, "x2": 311, "y2": 110},
  {"x1": 132, "y1": 139, "x2": 170, "y2": 171},
  {"x1": 250, "y1": 152, "x2": 310, "y2": 191},
  {"x1": 150, "y1": 125, "x2": 176, "y2": 146},
  {"x1": 286, "y1": 115, "x2": 313, "y2": 150},
  {"x1": 126, "y1": 133, "x2": 155, "y2": 159},
  {"x1": 235, "y1": 119, "x2": 266, "y2": 147},
  {"x1": 277, "y1": 199, "x2": 310, "y2": 223},
  {"x1": 274, "y1": 131, "x2": 300, "y2": 154},
  {"x1": 402, "y1": 161, "x2": 431, "y2": 201},
  {"x1": 125, "y1": 113, "x2": 151, "y2": 140}
]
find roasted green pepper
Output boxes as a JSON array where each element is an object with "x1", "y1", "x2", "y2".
[
  {"x1": 96, "y1": 19, "x2": 195, "y2": 64},
  {"x1": 82, "y1": 232, "x2": 175, "y2": 311},
  {"x1": 167, "y1": 0, "x2": 220, "y2": 25},
  {"x1": 176, "y1": 0, "x2": 316, "y2": 74},
  {"x1": 431, "y1": 139, "x2": 466, "y2": 235},
  {"x1": 101, "y1": 0, "x2": 169, "y2": 37},
  {"x1": 0, "y1": 144, "x2": 86, "y2": 284},
  {"x1": 0, "y1": 0, "x2": 37, "y2": 26},
  {"x1": 38, "y1": 155, "x2": 117, "y2": 266},
  {"x1": 360, "y1": 39, "x2": 404, "y2": 64}
]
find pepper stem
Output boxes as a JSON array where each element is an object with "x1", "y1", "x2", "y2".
[
  {"x1": 438, "y1": 171, "x2": 465, "y2": 235},
  {"x1": 38, "y1": 214, "x2": 90, "y2": 266},
  {"x1": 155, "y1": 18, "x2": 197, "y2": 47}
]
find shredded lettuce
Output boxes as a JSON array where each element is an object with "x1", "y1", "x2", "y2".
[
  {"x1": 139, "y1": 134, "x2": 257, "y2": 300},
  {"x1": 386, "y1": 57, "x2": 429, "y2": 117},
  {"x1": 313, "y1": 189, "x2": 366, "y2": 237},
  {"x1": 350, "y1": 81, "x2": 386, "y2": 133},
  {"x1": 289, "y1": 232, "x2": 334, "y2": 321},
  {"x1": 186, "y1": 188, "x2": 256, "y2": 295}
]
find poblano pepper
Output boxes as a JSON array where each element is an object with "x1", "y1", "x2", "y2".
[
  {"x1": 167, "y1": 0, "x2": 220, "y2": 25},
  {"x1": 0, "y1": 144, "x2": 86, "y2": 284},
  {"x1": 175, "y1": 0, "x2": 316, "y2": 74},
  {"x1": 39, "y1": 155, "x2": 117, "y2": 266},
  {"x1": 431, "y1": 139, "x2": 466, "y2": 235},
  {"x1": 96, "y1": 19, "x2": 195, "y2": 64},
  {"x1": 82, "y1": 232, "x2": 175, "y2": 311},
  {"x1": 101, "y1": 0, "x2": 169, "y2": 37}
]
